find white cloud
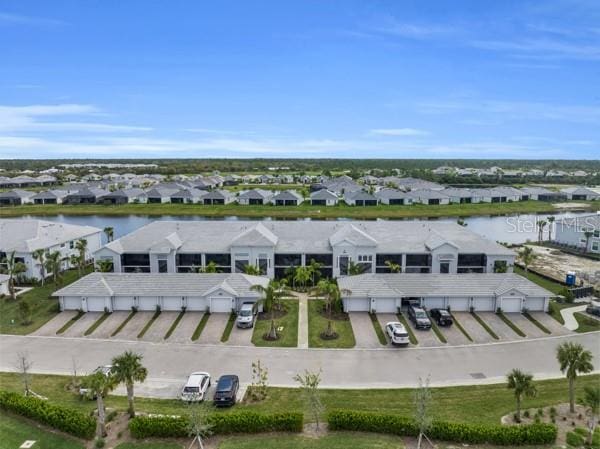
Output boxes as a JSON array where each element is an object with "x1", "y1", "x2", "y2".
[
  {"x1": 369, "y1": 128, "x2": 429, "y2": 136},
  {"x1": 0, "y1": 11, "x2": 65, "y2": 26}
]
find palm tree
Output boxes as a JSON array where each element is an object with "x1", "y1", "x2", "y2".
[
  {"x1": 44, "y1": 250, "x2": 63, "y2": 285},
  {"x1": 308, "y1": 259, "x2": 323, "y2": 286},
  {"x1": 347, "y1": 261, "x2": 363, "y2": 276},
  {"x1": 580, "y1": 385, "x2": 600, "y2": 445},
  {"x1": 311, "y1": 279, "x2": 350, "y2": 338},
  {"x1": 74, "y1": 239, "x2": 88, "y2": 276},
  {"x1": 1, "y1": 251, "x2": 27, "y2": 299},
  {"x1": 547, "y1": 216, "x2": 555, "y2": 241},
  {"x1": 95, "y1": 259, "x2": 114, "y2": 272},
  {"x1": 111, "y1": 351, "x2": 148, "y2": 418},
  {"x1": 556, "y1": 342, "x2": 594, "y2": 413},
  {"x1": 519, "y1": 246, "x2": 536, "y2": 273},
  {"x1": 385, "y1": 260, "x2": 401, "y2": 273},
  {"x1": 103, "y1": 227, "x2": 114, "y2": 243},
  {"x1": 198, "y1": 261, "x2": 219, "y2": 273},
  {"x1": 293, "y1": 266, "x2": 311, "y2": 291},
  {"x1": 32, "y1": 249, "x2": 47, "y2": 286},
  {"x1": 537, "y1": 219, "x2": 547, "y2": 243},
  {"x1": 251, "y1": 280, "x2": 290, "y2": 340},
  {"x1": 506, "y1": 369, "x2": 537, "y2": 422},
  {"x1": 243, "y1": 264, "x2": 261, "y2": 276},
  {"x1": 583, "y1": 231, "x2": 593, "y2": 253},
  {"x1": 84, "y1": 370, "x2": 118, "y2": 437}
]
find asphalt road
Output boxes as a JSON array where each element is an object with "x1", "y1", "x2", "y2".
[{"x1": 1, "y1": 332, "x2": 598, "y2": 398}]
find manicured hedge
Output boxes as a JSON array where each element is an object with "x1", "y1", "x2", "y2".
[
  {"x1": 328, "y1": 410, "x2": 557, "y2": 446},
  {"x1": 129, "y1": 411, "x2": 303, "y2": 438},
  {"x1": 0, "y1": 390, "x2": 96, "y2": 439}
]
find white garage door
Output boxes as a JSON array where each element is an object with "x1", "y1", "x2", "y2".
[
  {"x1": 62, "y1": 296, "x2": 82, "y2": 311},
  {"x1": 210, "y1": 296, "x2": 234, "y2": 313},
  {"x1": 501, "y1": 297, "x2": 522, "y2": 313},
  {"x1": 423, "y1": 297, "x2": 445, "y2": 309},
  {"x1": 524, "y1": 297, "x2": 545, "y2": 311},
  {"x1": 186, "y1": 296, "x2": 207, "y2": 311},
  {"x1": 113, "y1": 296, "x2": 134, "y2": 311},
  {"x1": 138, "y1": 296, "x2": 158, "y2": 311},
  {"x1": 375, "y1": 298, "x2": 398, "y2": 313},
  {"x1": 86, "y1": 296, "x2": 107, "y2": 312},
  {"x1": 448, "y1": 297, "x2": 470, "y2": 311},
  {"x1": 162, "y1": 296, "x2": 183, "y2": 311},
  {"x1": 473, "y1": 297, "x2": 495, "y2": 312},
  {"x1": 344, "y1": 298, "x2": 370, "y2": 312}
]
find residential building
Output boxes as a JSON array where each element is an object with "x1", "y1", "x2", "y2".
[
  {"x1": 237, "y1": 189, "x2": 274, "y2": 205},
  {"x1": 202, "y1": 189, "x2": 235, "y2": 205},
  {"x1": 554, "y1": 213, "x2": 600, "y2": 253},
  {"x1": 560, "y1": 187, "x2": 599, "y2": 201},
  {"x1": 31, "y1": 190, "x2": 69, "y2": 205},
  {"x1": 344, "y1": 190, "x2": 377, "y2": 206},
  {"x1": 272, "y1": 190, "x2": 303, "y2": 206},
  {"x1": 310, "y1": 189, "x2": 339, "y2": 206},
  {"x1": 374, "y1": 188, "x2": 413, "y2": 205},
  {"x1": 0, "y1": 189, "x2": 35, "y2": 206}
]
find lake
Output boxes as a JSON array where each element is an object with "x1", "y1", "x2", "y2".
[{"x1": 14, "y1": 211, "x2": 596, "y2": 245}]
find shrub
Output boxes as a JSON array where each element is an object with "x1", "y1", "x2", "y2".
[
  {"x1": 327, "y1": 410, "x2": 557, "y2": 446},
  {"x1": 566, "y1": 430, "x2": 585, "y2": 447},
  {"x1": 0, "y1": 390, "x2": 95, "y2": 439},
  {"x1": 129, "y1": 411, "x2": 303, "y2": 438},
  {"x1": 523, "y1": 410, "x2": 530, "y2": 418},
  {"x1": 94, "y1": 438, "x2": 105, "y2": 448}
]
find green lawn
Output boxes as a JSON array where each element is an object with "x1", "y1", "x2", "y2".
[
  {"x1": 513, "y1": 266, "x2": 564, "y2": 295},
  {"x1": 217, "y1": 433, "x2": 404, "y2": 449},
  {"x1": 1, "y1": 200, "x2": 596, "y2": 220},
  {"x1": 307, "y1": 300, "x2": 355, "y2": 348},
  {"x1": 0, "y1": 372, "x2": 597, "y2": 425},
  {"x1": 0, "y1": 268, "x2": 88, "y2": 335},
  {"x1": 252, "y1": 299, "x2": 299, "y2": 347},
  {"x1": 221, "y1": 312, "x2": 237, "y2": 342},
  {"x1": 115, "y1": 443, "x2": 183, "y2": 449},
  {"x1": 573, "y1": 312, "x2": 600, "y2": 333},
  {"x1": 0, "y1": 412, "x2": 85, "y2": 449}
]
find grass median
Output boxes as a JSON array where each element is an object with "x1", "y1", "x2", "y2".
[
  {"x1": 252, "y1": 299, "x2": 299, "y2": 347},
  {"x1": 308, "y1": 300, "x2": 355, "y2": 348}
]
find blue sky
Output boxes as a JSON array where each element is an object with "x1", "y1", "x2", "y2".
[{"x1": 0, "y1": 0, "x2": 599, "y2": 159}]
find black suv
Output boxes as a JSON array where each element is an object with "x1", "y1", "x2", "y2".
[
  {"x1": 213, "y1": 375, "x2": 239, "y2": 407},
  {"x1": 407, "y1": 306, "x2": 432, "y2": 330},
  {"x1": 430, "y1": 308, "x2": 453, "y2": 326},
  {"x1": 586, "y1": 304, "x2": 600, "y2": 317}
]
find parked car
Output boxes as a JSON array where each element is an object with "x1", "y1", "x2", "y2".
[
  {"x1": 79, "y1": 365, "x2": 113, "y2": 396},
  {"x1": 429, "y1": 308, "x2": 453, "y2": 326},
  {"x1": 385, "y1": 322, "x2": 410, "y2": 346},
  {"x1": 586, "y1": 304, "x2": 600, "y2": 317},
  {"x1": 236, "y1": 302, "x2": 257, "y2": 328},
  {"x1": 213, "y1": 374, "x2": 239, "y2": 407},
  {"x1": 407, "y1": 306, "x2": 432, "y2": 330},
  {"x1": 181, "y1": 372, "x2": 211, "y2": 402}
]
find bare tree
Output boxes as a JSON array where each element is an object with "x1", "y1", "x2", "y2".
[
  {"x1": 294, "y1": 369, "x2": 324, "y2": 429},
  {"x1": 414, "y1": 376, "x2": 433, "y2": 449},
  {"x1": 16, "y1": 352, "x2": 32, "y2": 396},
  {"x1": 249, "y1": 360, "x2": 269, "y2": 402},
  {"x1": 186, "y1": 401, "x2": 214, "y2": 449}
]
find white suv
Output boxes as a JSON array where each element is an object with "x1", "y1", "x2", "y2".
[
  {"x1": 180, "y1": 372, "x2": 211, "y2": 402},
  {"x1": 385, "y1": 322, "x2": 410, "y2": 346}
]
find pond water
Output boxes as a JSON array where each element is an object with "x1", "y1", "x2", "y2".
[{"x1": 15, "y1": 211, "x2": 596, "y2": 245}]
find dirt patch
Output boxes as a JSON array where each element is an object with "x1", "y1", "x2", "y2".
[{"x1": 553, "y1": 202, "x2": 591, "y2": 210}]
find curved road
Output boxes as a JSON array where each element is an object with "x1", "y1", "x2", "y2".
[{"x1": 1, "y1": 333, "x2": 599, "y2": 397}]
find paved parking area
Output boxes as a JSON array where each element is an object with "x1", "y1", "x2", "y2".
[
  {"x1": 452, "y1": 313, "x2": 495, "y2": 343},
  {"x1": 113, "y1": 312, "x2": 154, "y2": 340},
  {"x1": 140, "y1": 312, "x2": 180, "y2": 342},
  {"x1": 167, "y1": 312, "x2": 204, "y2": 343},
  {"x1": 227, "y1": 323, "x2": 254, "y2": 346},
  {"x1": 403, "y1": 317, "x2": 441, "y2": 347},
  {"x1": 61, "y1": 312, "x2": 102, "y2": 338},
  {"x1": 437, "y1": 322, "x2": 471, "y2": 346},
  {"x1": 197, "y1": 313, "x2": 229, "y2": 344},
  {"x1": 506, "y1": 313, "x2": 548, "y2": 339},
  {"x1": 89, "y1": 311, "x2": 130, "y2": 339},
  {"x1": 478, "y1": 312, "x2": 525, "y2": 340},
  {"x1": 349, "y1": 313, "x2": 381, "y2": 348},
  {"x1": 529, "y1": 312, "x2": 571, "y2": 335},
  {"x1": 376, "y1": 313, "x2": 398, "y2": 345},
  {"x1": 32, "y1": 311, "x2": 78, "y2": 336}
]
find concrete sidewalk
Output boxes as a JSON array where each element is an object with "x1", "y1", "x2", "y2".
[
  {"x1": 297, "y1": 295, "x2": 309, "y2": 349},
  {"x1": 560, "y1": 305, "x2": 587, "y2": 331}
]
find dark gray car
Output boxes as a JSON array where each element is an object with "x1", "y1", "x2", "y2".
[{"x1": 408, "y1": 306, "x2": 432, "y2": 330}]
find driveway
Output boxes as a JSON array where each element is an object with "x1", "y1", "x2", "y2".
[
  {"x1": 227, "y1": 323, "x2": 254, "y2": 346},
  {"x1": 376, "y1": 313, "x2": 398, "y2": 345},
  {"x1": 197, "y1": 313, "x2": 229, "y2": 344},
  {"x1": 452, "y1": 313, "x2": 495, "y2": 343},
  {"x1": 89, "y1": 311, "x2": 130, "y2": 339},
  {"x1": 478, "y1": 312, "x2": 525, "y2": 340},
  {"x1": 166, "y1": 312, "x2": 204, "y2": 343},
  {"x1": 529, "y1": 312, "x2": 571, "y2": 336},
  {"x1": 140, "y1": 312, "x2": 180, "y2": 342},
  {"x1": 348, "y1": 313, "x2": 381, "y2": 348},
  {"x1": 505, "y1": 313, "x2": 548, "y2": 339},
  {"x1": 437, "y1": 322, "x2": 471, "y2": 346},
  {"x1": 404, "y1": 317, "x2": 441, "y2": 347},
  {"x1": 61, "y1": 313, "x2": 102, "y2": 338},
  {"x1": 112, "y1": 312, "x2": 154, "y2": 340},
  {"x1": 32, "y1": 311, "x2": 78, "y2": 337}
]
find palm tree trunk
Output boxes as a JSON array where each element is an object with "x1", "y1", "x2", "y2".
[
  {"x1": 96, "y1": 394, "x2": 106, "y2": 437},
  {"x1": 127, "y1": 382, "x2": 135, "y2": 417},
  {"x1": 516, "y1": 396, "x2": 521, "y2": 422},
  {"x1": 569, "y1": 377, "x2": 575, "y2": 413}
]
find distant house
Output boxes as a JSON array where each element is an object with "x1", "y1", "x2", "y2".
[
  {"x1": 99, "y1": 188, "x2": 148, "y2": 205},
  {"x1": 146, "y1": 187, "x2": 181, "y2": 203},
  {"x1": 519, "y1": 187, "x2": 564, "y2": 202},
  {"x1": 202, "y1": 189, "x2": 235, "y2": 205},
  {"x1": 170, "y1": 188, "x2": 205, "y2": 204},
  {"x1": 442, "y1": 188, "x2": 476, "y2": 204},
  {"x1": 554, "y1": 213, "x2": 600, "y2": 253},
  {"x1": 63, "y1": 187, "x2": 109, "y2": 205},
  {"x1": 0, "y1": 189, "x2": 35, "y2": 206},
  {"x1": 31, "y1": 189, "x2": 69, "y2": 205},
  {"x1": 237, "y1": 189, "x2": 274, "y2": 205},
  {"x1": 272, "y1": 190, "x2": 304, "y2": 206},
  {"x1": 344, "y1": 190, "x2": 377, "y2": 206},
  {"x1": 561, "y1": 187, "x2": 599, "y2": 201},
  {"x1": 310, "y1": 189, "x2": 339, "y2": 206},
  {"x1": 409, "y1": 189, "x2": 450, "y2": 205},
  {"x1": 374, "y1": 188, "x2": 412, "y2": 205}
]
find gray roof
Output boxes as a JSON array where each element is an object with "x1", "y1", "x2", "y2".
[
  {"x1": 519, "y1": 187, "x2": 554, "y2": 195},
  {"x1": 374, "y1": 188, "x2": 410, "y2": 200},
  {"x1": 30, "y1": 190, "x2": 69, "y2": 200},
  {"x1": 53, "y1": 272, "x2": 269, "y2": 298},
  {"x1": 344, "y1": 190, "x2": 376, "y2": 201},
  {"x1": 272, "y1": 190, "x2": 303, "y2": 201},
  {"x1": 310, "y1": 189, "x2": 339, "y2": 200},
  {"x1": 0, "y1": 189, "x2": 36, "y2": 199},
  {"x1": 408, "y1": 189, "x2": 450, "y2": 200},
  {"x1": 338, "y1": 273, "x2": 554, "y2": 298},
  {"x1": 0, "y1": 219, "x2": 101, "y2": 253},
  {"x1": 202, "y1": 189, "x2": 234, "y2": 200},
  {"x1": 101, "y1": 220, "x2": 515, "y2": 256},
  {"x1": 238, "y1": 189, "x2": 273, "y2": 200}
]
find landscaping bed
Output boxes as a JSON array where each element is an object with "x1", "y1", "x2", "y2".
[
  {"x1": 252, "y1": 299, "x2": 299, "y2": 347},
  {"x1": 307, "y1": 300, "x2": 355, "y2": 348}
]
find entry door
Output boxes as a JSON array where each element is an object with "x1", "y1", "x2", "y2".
[{"x1": 339, "y1": 256, "x2": 350, "y2": 275}]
